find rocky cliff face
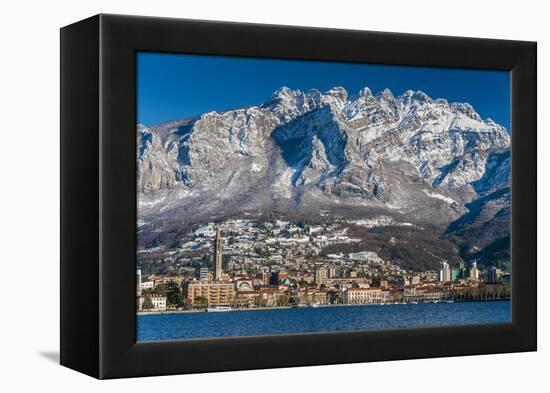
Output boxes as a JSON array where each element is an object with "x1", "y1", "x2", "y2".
[
  {"x1": 138, "y1": 87, "x2": 508, "y2": 206},
  {"x1": 136, "y1": 85, "x2": 510, "y2": 262}
]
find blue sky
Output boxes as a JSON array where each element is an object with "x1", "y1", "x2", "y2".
[{"x1": 137, "y1": 52, "x2": 510, "y2": 130}]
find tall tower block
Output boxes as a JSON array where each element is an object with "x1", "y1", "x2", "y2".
[{"x1": 214, "y1": 226, "x2": 223, "y2": 280}]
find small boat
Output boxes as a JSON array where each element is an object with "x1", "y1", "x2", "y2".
[
  {"x1": 206, "y1": 306, "x2": 233, "y2": 312},
  {"x1": 312, "y1": 303, "x2": 321, "y2": 308}
]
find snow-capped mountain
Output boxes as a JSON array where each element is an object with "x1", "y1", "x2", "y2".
[
  {"x1": 137, "y1": 85, "x2": 511, "y2": 266},
  {"x1": 137, "y1": 86, "x2": 509, "y2": 227}
]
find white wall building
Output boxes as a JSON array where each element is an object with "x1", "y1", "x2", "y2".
[
  {"x1": 199, "y1": 267, "x2": 209, "y2": 280},
  {"x1": 344, "y1": 288, "x2": 383, "y2": 304},
  {"x1": 470, "y1": 261, "x2": 480, "y2": 281},
  {"x1": 439, "y1": 261, "x2": 451, "y2": 282},
  {"x1": 138, "y1": 294, "x2": 167, "y2": 311},
  {"x1": 140, "y1": 281, "x2": 155, "y2": 290}
]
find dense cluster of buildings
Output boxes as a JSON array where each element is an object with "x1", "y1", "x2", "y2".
[{"x1": 136, "y1": 220, "x2": 511, "y2": 312}]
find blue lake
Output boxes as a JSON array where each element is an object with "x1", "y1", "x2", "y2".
[{"x1": 137, "y1": 300, "x2": 510, "y2": 341}]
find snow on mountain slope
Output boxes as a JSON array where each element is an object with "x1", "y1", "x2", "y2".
[{"x1": 136, "y1": 86, "x2": 510, "y2": 234}]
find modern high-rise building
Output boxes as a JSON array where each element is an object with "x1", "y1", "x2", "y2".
[
  {"x1": 439, "y1": 261, "x2": 451, "y2": 282},
  {"x1": 485, "y1": 267, "x2": 502, "y2": 283},
  {"x1": 451, "y1": 268, "x2": 460, "y2": 282},
  {"x1": 469, "y1": 261, "x2": 480, "y2": 281},
  {"x1": 213, "y1": 226, "x2": 223, "y2": 281}
]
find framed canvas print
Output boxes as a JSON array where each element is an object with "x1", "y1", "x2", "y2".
[{"x1": 60, "y1": 14, "x2": 537, "y2": 379}]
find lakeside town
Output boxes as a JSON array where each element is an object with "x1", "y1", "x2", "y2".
[{"x1": 137, "y1": 219, "x2": 510, "y2": 313}]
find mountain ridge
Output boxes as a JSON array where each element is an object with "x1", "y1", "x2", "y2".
[{"x1": 136, "y1": 85, "x2": 510, "y2": 267}]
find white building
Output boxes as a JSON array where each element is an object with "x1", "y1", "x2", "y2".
[
  {"x1": 343, "y1": 288, "x2": 383, "y2": 304},
  {"x1": 137, "y1": 268, "x2": 155, "y2": 292},
  {"x1": 439, "y1": 261, "x2": 451, "y2": 282},
  {"x1": 199, "y1": 267, "x2": 209, "y2": 280},
  {"x1": 140, "y1": 280, "x2": 155, "y2": 290},
  {"x1": 138, "y1": 294, "x2": 167, "y2": 311},
  {"x1": 470, "y1": 261, "x2": 480, "y2": 281}
]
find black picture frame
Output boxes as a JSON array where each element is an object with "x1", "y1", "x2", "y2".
[{"x1": 60, "y1": 14, "x2": 537, "y2": 379}]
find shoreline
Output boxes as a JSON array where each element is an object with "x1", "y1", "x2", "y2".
[{"x1": 137, "y1": 298, "x2": 510, "y2": 316}]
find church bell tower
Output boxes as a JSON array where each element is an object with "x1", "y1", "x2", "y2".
[{"x1": 213, "y1": 226, "x2": 223, "y2": 280}]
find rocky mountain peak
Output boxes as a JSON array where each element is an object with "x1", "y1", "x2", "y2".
[
  {"x1": 271, "y1": 86, "x2": 295, "y2": 99},
  {"x1": 320, "y1": 87, "x2": 348, "y2": 111},
  {"x1": 451, "y1": 102, "x2": 482, "y2": 121},
  {"x1": 376, "y1": 88, "x2": 395, "y2": 101},
  {"x1": 398, "y1": 89, "x2": 415, "y2": 101},
  {"x1": 358, "y1": 86, "x2": 373, "y2": 97},
  {"x1": 324, "y1": 86, "x2": 348, "y2": 101},
  {"x1": 262, "y1": 87, "x2": 316, "y2": 123},
  {"x1": 412, "y1": 90, "x2": 432, "y2": 103}
]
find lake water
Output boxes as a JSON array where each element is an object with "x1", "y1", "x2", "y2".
[{"x1": 137, "y1": 300, "x2": 510, "y2": 341}]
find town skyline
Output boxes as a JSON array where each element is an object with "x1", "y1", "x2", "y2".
[{"x1": 137, "y1": 219, "x2": 510, "y2": 313}]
